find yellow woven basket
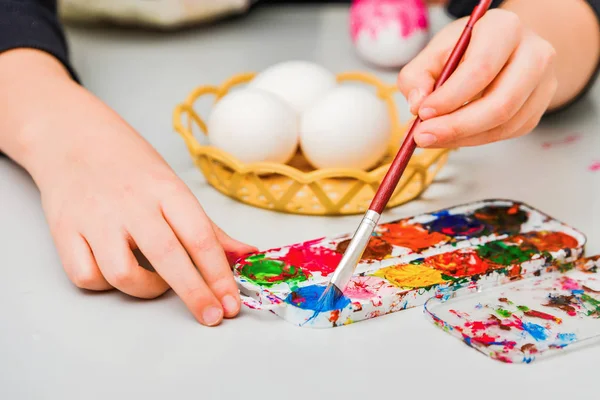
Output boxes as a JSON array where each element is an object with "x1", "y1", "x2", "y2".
[{"x1": 173, "y1": 71, "x2": 450, "y2": 216}]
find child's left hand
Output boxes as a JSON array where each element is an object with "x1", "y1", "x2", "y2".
[{"x1": 397, "y1": 9, "x2": 558, "y2": 148}]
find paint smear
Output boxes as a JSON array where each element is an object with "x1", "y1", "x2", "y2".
[
  {"x1": 544, "y1": 294, "x2": 578, "y2": 316},
  {"x1": 424, "y1": 212, "x2": 487, "y2": 238},
  {"x1": 496, "y1": 308, "x2": 512, "y2": 318},
  {"x1": 336, "y1": 236, "x2": 392, "y2": 260},
  {"x1": 559, "y1": 276, "x2": 582, "y2": 291},
  {"x1": 522, "y1": 321, "x2": 550, "y2": 341},
  {"x1": 343, "y1": 276, "x2": 395, "y2": 300},
  {"x1": 376, "y1": 222, "x2": 449, "y2": 252},
  {"x1": 285, "y1": 285, "x2": 351, "y2": 311},
  {"x1": 523, "y1": 309, "x2": 562, "y2": 324},
  {"x1": 541, "y1": 134, "x2": 581, "y2": 149},
  {"x1": 476, "y1": 241, "x2": 538, "y2": 266},
  {"x1": 473, "y1": 205, "x2": 528, "y2": 235},
  {"x1": 508, "y1": 231, "x2": 579, "y2": 252},
  {"x1": 239, "y1": 254, "x2": 308, "y2": 286},
  {"x1": 521, "y1": 343, "x2": 538, "y2": 353},
  {"x1": 373, "y1": 263, "x2": 447, "y2": 288},
  {"x1": 556, "y1": 332, "x2": 577, "y2": 345},
  {"x1": 423, "y1": 249, "x2": 499, "y2": 278},
  {"x1": 278, "y1": 240, "x2": 343, "y2": 277},
  {"x1": 581, "y1": 293, "x2": 600, "y2": 317},
  {"x1": 588, "y1": 161, "x2": 600, "y2": 172}
]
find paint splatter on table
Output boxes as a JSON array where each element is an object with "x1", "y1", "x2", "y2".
[
  {"x1": 541, "y1": 134, "x2": 581, "y2": 149},
  {"x1": 589, "y1": 161, "x2": 600, "y2": 172},
  {"x1": 234, "y1": 199, "x2": 587, "y2": 329}
]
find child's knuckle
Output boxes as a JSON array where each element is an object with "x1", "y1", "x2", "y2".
[
  {"x1": 473, "y1": 60, "x2": 495, "y2": 82},
  {"x1": 187, "y1": 234, "x2": 214, "y2": 255},
  {"x1": 110, "y1": 267, "x2": 134, "y2": 287}
]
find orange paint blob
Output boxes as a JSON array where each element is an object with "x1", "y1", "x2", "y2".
[
  {"x1": 376, "y1": 222, "x2": 449, "y2": 252},
  {"x1": 336, "y1": 236, "x2": 392, "y2": 260},
  {"x1": 423, "y1": 249, "x2": 500, "y2": 277}
]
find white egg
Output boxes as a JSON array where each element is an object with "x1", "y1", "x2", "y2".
[
  {"x1": 248, "y1": 60, "x2": 337, "y2": 115},
  {"x1": 350, "y1": 0, "x2": 430, "y2": 68},
  {"x1": 207, "y1": 88, "x2": 298, "y2": 164},
  {"x1": 300, "y1": 86, "x2": 391, "y2": 170}
]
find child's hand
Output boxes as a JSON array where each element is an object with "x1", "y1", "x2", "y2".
[
  {"x1": 9, "y1": 58, "x2": 256, "y2": 326},
  {"x1": 397, "y1": 9, "x2": 557, "y2": 148}
]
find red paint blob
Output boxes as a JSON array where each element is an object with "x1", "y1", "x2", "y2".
[
  {"x1": 277, "y1": 239, "x2": 343, "y2": 277},
  {"x1": 329, "y1": 310, "x2": 340, "y2": 323},
  {"x1": 524, "y1": 310, "x2": 562, "y2": 324}
]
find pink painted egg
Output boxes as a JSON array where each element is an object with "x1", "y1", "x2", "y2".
[{"x1": 350, "y1": 0, "x2": 430, "y2": 68}]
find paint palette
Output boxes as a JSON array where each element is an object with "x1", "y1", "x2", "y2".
[
  {"x1": 425, "y1": 255, "x2": 600, "y2": 363},
  {"x1": 234, "y1": 199, "x2": 586, "y2": 329}
]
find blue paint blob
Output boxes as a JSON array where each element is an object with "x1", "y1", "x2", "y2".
[
  {"x1": 556, "y1": 332, "x2": 577, "y2": 345},
  {"x1": 572, "y1": 289, "x2": 585, "y2": 295},
  {"x1": 424, "y1": 214, "x2": 487, "y2": 238},
  {"x1": 285, "y1": 285, "x2": 350, "y2": 312},
  {"x1": 522, "y1": 322, "x2": 550, "y2": 341}
]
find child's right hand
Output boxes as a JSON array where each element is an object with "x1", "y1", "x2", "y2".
[{"x1": 2, "y1": 50, "x2": 256, "y2": 326}]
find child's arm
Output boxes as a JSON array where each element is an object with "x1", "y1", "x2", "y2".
[
  {"x1": 1, "y1": 2, "x2": 256, "y2": 326},
  {"x1": 398, "y1": 0, "x2": 600, "y2": 148}
]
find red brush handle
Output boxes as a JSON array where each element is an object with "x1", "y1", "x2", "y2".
[{"x1": 368, "y1": 0, "x2": 492, "y2": 214}]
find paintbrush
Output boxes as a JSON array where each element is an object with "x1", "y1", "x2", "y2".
[{"x1": 314, "y1": 0, "x2": 493, "y2": 314}]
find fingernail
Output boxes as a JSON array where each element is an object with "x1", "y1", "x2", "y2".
[
  {"x1": 222, "y1": 295, "x2": 239, "y2": 315},
  {"x1": 419, "y1": 107, "x2": 437, "y2": 120},
  {"x1": 202, "y1": 306, "x2": 223, "y2": 326},
  {"x1": 417, "y1": 133, "x2": 437, "y2": 147}
]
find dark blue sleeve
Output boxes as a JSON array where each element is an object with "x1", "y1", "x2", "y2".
[{"x1": 0, "y1": 0, "x2": 79, "y2": 82}]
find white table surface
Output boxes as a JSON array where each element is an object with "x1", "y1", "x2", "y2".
[{"x1": 1, "y1": 5, "x2": 599, "y2": 400}]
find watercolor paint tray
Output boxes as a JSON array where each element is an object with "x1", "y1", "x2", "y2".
[
  {"x1": 424, "y1": 255, "x2": 600, "y2": 363},
  {"x1": 234, "y1": 199, "x2": 586, "y2": 328}
]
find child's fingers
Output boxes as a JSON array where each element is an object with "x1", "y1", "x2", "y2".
[
  {"x1": 397, "y1": 23, "x2": 465, "y2": 113},
  {"x1": 414, "y1": 33, "x2": 554, "y2": 147},
  {"x1": 131, "y1": 216, "x2": 225, "y2": 326},
  {"x1": 210, "y1": 222, "x2": 257, "y2": 265},
  {"x1": 161, "y1": 194, "x2": 242, "y2": 319},
  {"x1": 430, "y1": 69, "x2": 557, "y2": 148},
  {"x1": 417, "y1": 10, "x2": 523, "y2": 120},
  {"x1": 90, "y1": 230, "x2": 170, "y2": 299},
  {"x1": 57, "y1": 232, "x2": 112, "y2": 291}
]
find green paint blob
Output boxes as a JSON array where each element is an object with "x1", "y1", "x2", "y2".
[
  {"x1": 240, "y1": 255, "x2": 307, "y2": 287},
  {"x1": 496, "y1": 308, "x2": 512, "y2": 318},
  {"x1": 476, "y1": 241, "x2": 537, "y2": 266},
  {"x1": 581, "y1": 294, "x2": 600, "y2": 317},
  {"x1": 517, "y1": 305, "x2": 530, "y2": 312}
]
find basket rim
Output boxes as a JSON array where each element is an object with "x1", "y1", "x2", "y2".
[{"x1": 172, "y1": 70, "x2": 451, "y2": 183}]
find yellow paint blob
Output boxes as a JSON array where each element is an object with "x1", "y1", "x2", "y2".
[{"x1": 373, "y1": 264, "x2": 447, "y2": 288}]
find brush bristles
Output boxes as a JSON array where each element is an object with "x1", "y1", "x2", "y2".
[
  {"x1": 304, "y1": 283, "x2": 345, "y2": 324},
  {"x1": 316, "y1": 283, "x2": 345, "y2": 311}
]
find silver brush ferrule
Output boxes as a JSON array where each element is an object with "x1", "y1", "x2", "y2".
[{"x1": 329, "y1": 210, "x2": 381, "y2": 291}]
